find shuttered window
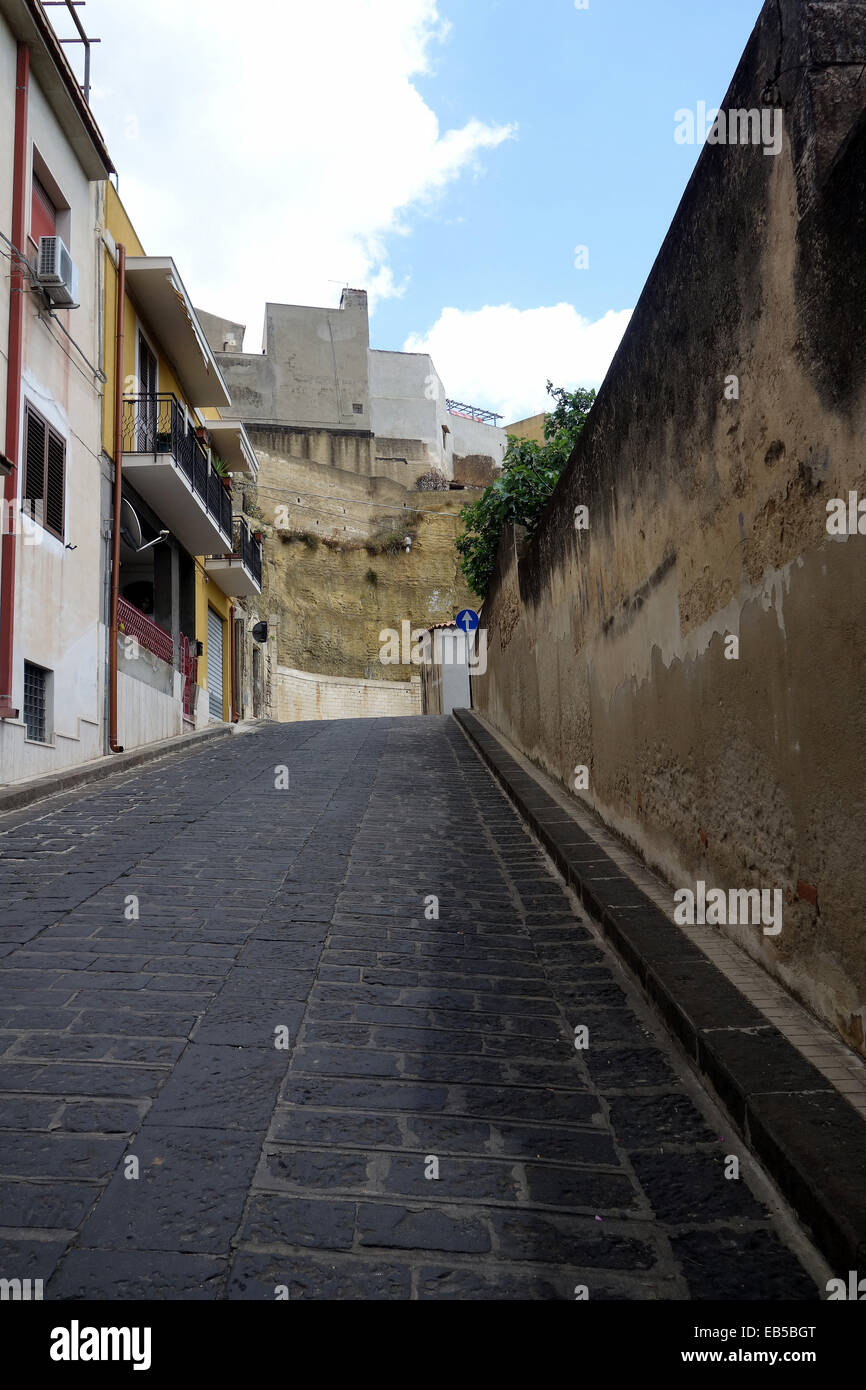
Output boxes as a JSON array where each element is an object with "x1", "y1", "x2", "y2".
[
  {"x1": 23, "y1": 405, "x2": 65, "y2": 539},
  {"x1": 31, "y1": 174, "x2": 56, "y2": 246}
]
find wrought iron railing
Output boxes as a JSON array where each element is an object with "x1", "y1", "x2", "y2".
[
  {"x1": 117, "y1": 596, "x2": 174, "y2": 667},
  {"x1": 122, "y1": 394, "x2": 232, "y2": 545},
  {"x1": 209, "y1": 517, "x2": 263, "y2": 590},
  {"x1": 236, "y1": 517, "x2": 263, "y2": 589}
]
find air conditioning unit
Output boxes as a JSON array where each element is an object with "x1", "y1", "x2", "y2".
[{"x1": 37, "y1": 235, "x2": 79, "y2": 308}]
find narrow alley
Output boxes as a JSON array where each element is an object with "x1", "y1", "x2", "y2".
[{"x1": 0, "y1": 720, "x2": 825, "y2": 1300}]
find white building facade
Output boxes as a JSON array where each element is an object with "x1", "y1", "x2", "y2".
[
  {"x1": 0, "y1": 0, "x2": 114, "y2": 785},
  {"x1": 369, "y1": 349, "x2": 507, "y2": 482},
  {"x1": 199, "y1": 292, "x2": 507, "y2": 487}
]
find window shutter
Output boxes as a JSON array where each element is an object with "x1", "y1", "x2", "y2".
[
  {"x1": 24, "y1": 408, "x2": 46, "y2": 515},
  {"x1": 31, "y1": 175, "x2": 56, "y2": 246},
  {"x1": 45, "y1": 429, "x2": 65, "y2": 537},
  {"x1": 23, "y1": 406, "x2": 65, "y2": 538}
]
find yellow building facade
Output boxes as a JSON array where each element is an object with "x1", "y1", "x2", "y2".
[
  {"x1": 504, "y1": 412, "x2": 547, "y2": 446},
  {"x1": 101, "y1": 184, "x2": 260, "y2": 737}
]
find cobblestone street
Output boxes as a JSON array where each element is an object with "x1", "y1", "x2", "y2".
[{"x1": 0, "y1": 718, "x2": 823, "y2": 1299}]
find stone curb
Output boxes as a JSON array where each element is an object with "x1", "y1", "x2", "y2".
[
  {"x1": 454, "y1": 707, "x2": 866, "y2": 1273},
  {"x1": 0, "y1": 724, "x2": 234, "y2": 817}
]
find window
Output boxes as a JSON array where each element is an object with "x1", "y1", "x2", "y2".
[
  {"x1": 23, "y1": 661, "x2": 50, "y2": 743},
  {"x1": 137, "y1": 332, "x2": 158, "y2": 442},
  {"x1": 352, "y1": 403, "x2": 363, "y2": 415},
  {"x1": 23, "y1": 404, "x2": 65, "y2": 539},
  {"x1": 29, "y1": 153, "x2": 71, "y2": 255},
  {"x1": 139, "y1": 333, "x2": 157, "y2": 400},
  {"x1": 30, "y1": 174, "x2": 56, "y2": 247}
]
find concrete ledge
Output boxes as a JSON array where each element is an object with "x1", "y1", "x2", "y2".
[
  {"x1": 0, "y1": 724, "x2": 234, "y2": 817},
  {"x1": 454, "y1": 706, "x2": 866, "y2": 1273}
]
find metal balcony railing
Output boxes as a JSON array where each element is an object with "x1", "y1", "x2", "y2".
[
  {"x1": 122, "y1": 394, "x2": 233, "y2": 545},
  {"x1": 235, "y1": 517, "x2": 263, "y2": 589},
  {"x1": 117, "y1": 596, "x2": 174, "y2": 667}
]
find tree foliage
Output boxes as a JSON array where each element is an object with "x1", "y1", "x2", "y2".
[{"x1": 456, "y1": 381, "x2": 596, "y2": 597}]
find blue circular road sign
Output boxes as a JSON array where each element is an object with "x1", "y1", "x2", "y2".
[{"x1": 456, "y1": 609, "x2": 479, "y2": 633}]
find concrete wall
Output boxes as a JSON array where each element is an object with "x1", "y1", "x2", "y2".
[
  {"x1": 366, "y1": 347, "x2": 505, "y2": 483},
  {"x1": 274, "y1": 663, "x2": 420, "y2": 721},
  {"x1": 449, "y1": 411, "x2": 507, "y2": 481},
  {"x1": 116, "y1": 665, "x2": 183, "y2": 750},
  {"x1": 505, "y1": 412, "x2": 546, "y2": 446},
  {"x1": 200, "y1": 296, "x2": 506, "y2": 486},
  {"x1": 212, "y1": 290, "x2": 371, "y2": 432},
  {"x1": 473, "y1": 0, "x2": 866, "y2": 1054},
  {"x1": 197, "y1": 308, "x2": 245, "y2": 354},
  {"x1": 369, "y1": 350, "x2": 505, "y2": 483},
  {"x1": 369, "y1": 349, "x2": 446, "y2": 480},
  {"x1": 0, "y1": 12, "x2": 107, "y2": 783}
]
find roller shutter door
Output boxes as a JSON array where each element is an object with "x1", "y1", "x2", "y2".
[{"x1": 207, "y1": 609, "x2": 224, "y2": 720}]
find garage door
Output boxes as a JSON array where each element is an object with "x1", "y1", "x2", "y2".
[{"x1": 207, "y1": 608, "x2": 224, "y2": 720}]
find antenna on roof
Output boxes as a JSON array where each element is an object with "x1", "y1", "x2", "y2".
[{"x1": 42, "y1": 1, "x2": 101, "y2": 104}]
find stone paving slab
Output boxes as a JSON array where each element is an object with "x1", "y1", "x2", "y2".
[
  {"x1": 454, "y1": 706, "x2": 866, "y2": 1275},
  {"x1": 0, "y1": 716, "x2": 827, "y2": 1299}
]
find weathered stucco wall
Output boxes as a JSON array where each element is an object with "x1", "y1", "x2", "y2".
[
  {"x1": 200, "y1": 298, "x2": 505, "y2": 485},
  {"x1": 273, "y1": 664, "x2": 420, "y2": 721},
  {"x1": 473, "y1": 0, "x2": 866, "y2": 1053},
  {"x1": 212, "y1": 290, "x2": 371, "y2": 432},
  {"x1": 369, "y1": 349, "x2": 506, "y2": 482}
]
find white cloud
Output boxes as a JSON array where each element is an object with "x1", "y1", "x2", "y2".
[
  {"x1": 404, "y1": 303, "x2": 633, "y2": 423},
  {"x1": 82, "y1": 0, "x2": 515, "y2": 346}
]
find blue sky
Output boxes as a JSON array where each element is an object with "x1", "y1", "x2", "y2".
[
  {"x1": 79, "y1": 0, "x2": 765, "y2": 421},
  {"x1": 374, "y1": 0, "x2": 762, "y2": 352}
]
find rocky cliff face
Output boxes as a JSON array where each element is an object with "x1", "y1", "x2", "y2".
[{"x1": 243, "y1": 426, "x2": 480, "y2": 681}]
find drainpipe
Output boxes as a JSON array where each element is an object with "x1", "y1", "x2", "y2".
[
  {"x1": 0, "y1": 44, "x2": 30, "y2": 720},
  {"x1": 229, "y1": 603, "x2": 238, "y2": 722},
  {"x1": 108, "y1": 244, "x2": 126, "y2": 751}
]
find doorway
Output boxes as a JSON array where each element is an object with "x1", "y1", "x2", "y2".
[{"x1": 139, "y1": 333, "x2": 157, "y2": 443}]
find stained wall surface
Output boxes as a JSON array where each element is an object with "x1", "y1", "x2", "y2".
[{"x1": 473, "y1": 0, "x2": 866, "y2": 1053}]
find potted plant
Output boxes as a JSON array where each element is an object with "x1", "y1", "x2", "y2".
[{"x1": 210, "y1": 454, "x2": 233, "y2": 493}]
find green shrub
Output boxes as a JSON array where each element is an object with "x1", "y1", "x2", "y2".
[{"x1": 456, "y1": 381, "x2": 596, "y2": 597}]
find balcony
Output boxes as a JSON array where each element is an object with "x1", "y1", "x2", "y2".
[
  {"x1": 199, "y1": 419, "x2": 258, "y2": 479},
  {"x1": 204, "y1": 516, "x2": 263, "y2": 597},
  {"x1": 117, "y1": 597, "x2": 174, "y2": 666},
  {"x1": 122, "y1": 394, "x2": 233, "y2": 556},
  {"x1": 124, "y1": 259, "x2": 231, "y2": 408}
]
